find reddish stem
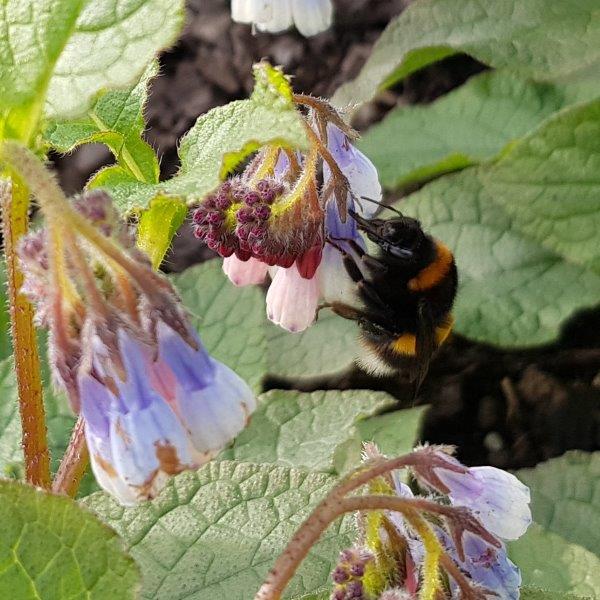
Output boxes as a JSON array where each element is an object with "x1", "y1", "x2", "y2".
[
  {"x1": 1, "y1": 178, "x2": 51, "y2": 488},
  {"x1": 52, "y1": 416, "x2": 89, "y2": 497}
]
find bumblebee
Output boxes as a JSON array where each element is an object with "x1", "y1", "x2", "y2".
[{"x1": 326, "y1": 200, "x2": 458, "y2": 396}]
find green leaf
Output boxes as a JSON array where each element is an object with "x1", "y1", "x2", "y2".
[
  {"x1": 521, "y1": 587, "x2": 590, "y2": 600},
  {"x1": 398, "y1": 103, "x2": 600, "y2": 346},
  {"x1": 358, "y1": 71, "x2": 597, "y2": 190},
  {"x1": 220, "y1": 389, "x2": 397, "y2": 472},
  {"x1": 0, "y1": 479, "x2": 139, "y2": 599},
  {"x1": 266, "y1": 310, "x2": 358, "y2": 379},
  {"x1": 102, "y1": 62, "x2": 308, "y2": 213},
  {"x1": 0, "y1": 0, "x2": 184, "y2": 142},
  {"x1": 84, "y1": 461, "x2": 353, "y2": 600},
  {"x1": 0, "y1": 264, "x2": 11, "y2": 361},
  {"x1": 508, "y1": 524, "x2": 600, "y2": 598},
  {"x1": 516, "y1": 451, "x2": 600, "y2": 556},
  {"x1": 136, "y1": 195, "x2": 187, "y2": 269},
  {"x1": 333, "y1": 406, "x2": 426, "y2": 476},
  {"x1": 171, "y1": 260, "x2": 268, "y2": 393},
  {"x1": 333, "y1": 0, "x2": 600, "y2": 108},
  {"x1": 44, "y1": 61, "x2": 160, "y2": 184}
]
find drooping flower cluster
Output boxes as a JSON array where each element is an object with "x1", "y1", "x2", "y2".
[
  {"x1": 231, "y1": 0, "x2": 333, "y2": 37},
  {"x1": 192, "y1": 95, "x2": 382, "y2": 333},
  {"x1": 18, "y1": 184, "x2": 256, "y2": 505},
  {"x1": 331, "y1": 445, "x2": 531, "y2": 600}
]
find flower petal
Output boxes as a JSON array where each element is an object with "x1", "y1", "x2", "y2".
[
  {"x1": 291, "y1": 0, "x2": 332, "y2": 36},
  {"x1": 254, "y1": 0, "x2": 293, "y2": 32},
  {"x1": 223, "y1": 255, "x2": 269, "y2": 286},
  {"x1": 266, "y1": 264, "x2": 319, "y2": 332}
]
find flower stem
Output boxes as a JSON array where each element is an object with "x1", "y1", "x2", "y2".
[
  {"x1": 0, "y1": 178, "x2": 51, "y2": 489},
  {"x1": 52, "y1": 416, "x2": 89, "y2": 497}
]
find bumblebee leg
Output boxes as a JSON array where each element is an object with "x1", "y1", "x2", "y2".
[
  {"x1": 328, "y1": 302, "x2": 393, "y2": 336},
  {"x1": 326, "y1": 237, "x2": 366, "y2": 282},
  {"x1": 329, "y1": 236, "x2": 388, "y2": 273}
]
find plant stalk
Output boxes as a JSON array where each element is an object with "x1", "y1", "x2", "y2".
[
  {"x1": 52, "y1": 416, "x2": 89, "y2": 497},
  {"x1": 0, "y1": 178, "x2": 51, "y2": 488}
]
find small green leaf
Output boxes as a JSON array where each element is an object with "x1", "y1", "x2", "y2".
[
  {"x1": 0, "y1": 480, "x2": 139, "y2": 599},
  {"x1": 516, "y1": 451, "x2": 600, "y2": 556},
  {"x1": 398, "y1": 101, "x2": 600, "y2": 347},
  {"x1": 508, "y1": 524, "x2": 600, "y2": 597},
  {"x1": 171, "y1": 260, "x2": 268, "y2": 393},
  {"x1": 359, "y1": 71, "x2": 597, "y2": 190},
  {"x1": 102, "y1": 62, "x2": 308, "y2": 214},
  {"x1": 0, "y1": 0, "x2": 184, "y2": 142},
  {"x1": 220, "y1": 389, "x2": 397, "y2": 472},
  {"x1": 84, "y1": 461, "x2": 354, "y2": 600},
  {"x1": 267, "y1": 310, "x2": 358, "y2": 379},
  {"x1": 333, "y1": 0, "x2": 600, "y2": 108},
  {"x1": 45, "y1": 61, "x2": 160, "y2": 184},
  {"x1": 136, "y1": 195, "x2": 187, "y2": 269}
]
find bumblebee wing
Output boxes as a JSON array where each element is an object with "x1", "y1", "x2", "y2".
[{"x1": 410, "y1": 300, "x2": 437, "y2": 398}]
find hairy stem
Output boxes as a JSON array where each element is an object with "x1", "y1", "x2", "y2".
[
  {"x1": 255, "y1": 494, "x2": 476, "y2": 600},
  {"x1": 52, "y1": 416, "x2": 89, "y2": 497},
  {"x1": 0, "y1": 178, "x2": 51, "y2": 488}
]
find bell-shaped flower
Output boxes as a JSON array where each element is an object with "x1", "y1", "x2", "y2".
[{"x1": 231, "y1": 0, "x2": 333, "y2": 37}]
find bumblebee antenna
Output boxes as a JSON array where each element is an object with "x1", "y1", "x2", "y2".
[{"x1": 359, "y1": 196, "x2": 403, "y2": 216}]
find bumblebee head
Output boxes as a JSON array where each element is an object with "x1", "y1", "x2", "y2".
[{"x1": 349, "y1": 209, "x2": 425, "y2": 262}]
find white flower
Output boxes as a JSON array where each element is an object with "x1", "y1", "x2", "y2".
[{"x1": 231, "y1": 0, "x2": 333, "y2": 37}]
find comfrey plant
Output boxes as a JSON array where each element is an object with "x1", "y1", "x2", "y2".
[
  {"x1": 193, "y1": 95, "x2": 381, "y2": 332},
  {"x1": 2, "y1": 143, "x2": 255, "y2": 504},
  {"x1": 255, "y1": 445, "x2": 531, "y2": 600}
]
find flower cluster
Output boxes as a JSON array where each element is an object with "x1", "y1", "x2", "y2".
[
  {"x1": 331, "y1": 445, "x2": 532, "y2": 600},
  {"x1": 193, "y1": 96, "x2": 382, "y2": 333},
  {"x1": 232, "y1": 0, "x2": 333, "y2": 37},
  {"x1": 18, "y1": 185, "x2": 256, "y2": 505}
]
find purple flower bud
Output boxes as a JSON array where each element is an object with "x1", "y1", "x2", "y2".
[
  {"x1": 207, "y1": 211, "x2": 224, "y2": 226},
  {"x1": 245, "y1": 191, "x2": 261, "y2": 206},
  {"x1": 214, "y1": 193, "x2": 232, "y2": 210},
  {"x1": 236, "y1": 206, "x2": 255, "y2": 224},
  {"x1": 332, "y1": 566, "x2": 350, "y2": 584},
  {"x1": 253, "y1": 204, "x2": 271, "y2": 221}
]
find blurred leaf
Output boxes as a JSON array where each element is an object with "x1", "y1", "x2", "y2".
[
  {"x1": 45, "y1": 61, "x2": 160, "y2": 184},
  {"x1": 220, "y1": 389, "x2": 397, "y2": 472},
  {"x1": 516, "y1": 451, "x2": 600, "y2": 556},
  {"x1": 508, "y1": 524, "x2": 600, "y2": 597},
  {"x1": 136, "y1": 195, "x2": 187, "y2": 269},
  {"x1": 521, "y1": 588, "x2": 590, "y2": 600},
  {"x1": 266, "y1": 310, "x2": 358, "y2": 379},
  {"x1": 84, "y1": 461, "x2": 354, "y2": 600},
  {"x1": 334, "y1": 0, "x2": 600, "y2": 108},
  {"x1": 0, "y1": 265, "x2": 11, "y2": 361},
  {"x1": 171, "y1": 260, "x2": 268, "y2": 393},
  {"x1": 398, "y1": 101, "x2": 600, "y2": 347},
  {"x1": 333, "y1": 406, "x2": 426, "y2": 475},
  {"x1": 0, "y1": 480, "x2": 139, "y2": 598},
  {"x1": 359, "y1": 71, "x2": 597, "y2": 190},
  {"x1": 103, "y1": 63, "x2": 308, "y2": 213},
  {"x1": 0, "y1": 0, "x2": 184, "y2": 141}
]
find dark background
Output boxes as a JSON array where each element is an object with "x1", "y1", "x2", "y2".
[{"x1": 53, "y1": 0, "x2": 600, "y2": 469}]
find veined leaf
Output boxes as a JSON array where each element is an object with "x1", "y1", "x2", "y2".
[
  {"x1": 0, "y1": 480, "x2": 139, "y2": 598},
  {"x1": 45, "y1": 61, "x2": 160, "y2": 185},
  {"x1": 0, "y1": 0, "x2": 184, "y2": 141},
  {"x1": 101, "y1": 62, "x2": 308, "y2": 214},
  {"x1": 516, "y1": 451, "x2": 600, "y2": 556},
  {"x1": 359, "y1": 71, "x2": 598, "y2": 190},
  {"x1": 398, "y1": 101, "x2": 600, "y2": 347},
  {"x1": 334, "y1": 0, "x2": 600, "y2": 108},
  {"x1": 84, "y1": 461, "x2": 354, "y2": 600},
  {"x1": 220, "y1": 389, "x2": 398, "y2": 472}
]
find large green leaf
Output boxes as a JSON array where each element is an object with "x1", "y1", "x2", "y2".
[
  {"x1": 44, "y1": 61, "x2": 160, "y2": 185},
  {"x1": 508, "y1": 524, "x2": 600, "y2": 598},
  {"x1": 102, "y1": 63, "x2": 309, "y2": 213},
  {"x1": 333, "y1": 0, "x2": 600, "y2": 108},
  {"x1": 521, "y1": 590, "x2": 588, "y2": 600},
  {"x1": 84, "y1": 461, "x2": 354, "y2": 600},
  {"x1": 266, "y1": 310, "x2": 358, "y2": 379},
  {"x1": 516, "y1": 452, "x2": 600, "y2": 556},
  {"x1": 358, "y1": 71, "x2": 597, "y2": 190},
  {"x1": 0, "y1": 0, "x2": 184, "y2": 141},
  {"x1": 398, "y1": 102, "x2": 600, "y2": 347},
  {"x1": 171, "y1": 260, "x2": 268, "y2": 393},
  {"x1": 220, "y1": 389, "x2": 397, "y2": 472},
  {"x1": 0, "y1": 480, "x2": 139, "y2": 598}
]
